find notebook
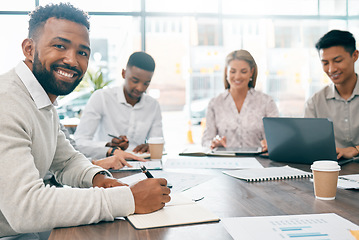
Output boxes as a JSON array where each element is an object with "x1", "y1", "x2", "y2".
[
  {"x1": 222, "y1": 165, "x2": 312, "y2": 182},
  {"x1": 263, "y1": 117, "x2": 337, "y2": 164},
  {"x1": 126, "y1": 193, "x2": 220, "y2": 229}
]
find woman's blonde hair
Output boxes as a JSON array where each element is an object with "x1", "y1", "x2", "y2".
[{"x1": 223, "y1": 49, "x2": 258, "y2": 89}]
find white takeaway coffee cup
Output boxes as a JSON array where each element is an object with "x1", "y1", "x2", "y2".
[{"x1": 310, "y1": 161, "x2": 341, "y2": 200}]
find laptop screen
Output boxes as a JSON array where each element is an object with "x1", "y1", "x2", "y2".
[{"x1": 263, "y1": 117, "x2": 337, "y2": 164}]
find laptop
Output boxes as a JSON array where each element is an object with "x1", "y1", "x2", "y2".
[
  {"x1": 263, "y1": 117, "x2": 337, "y2": 164},
  {"x1": 212, "y1": 146, "x2": 262, "y2": 155}
]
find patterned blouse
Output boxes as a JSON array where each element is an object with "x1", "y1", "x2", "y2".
[{"x1": 202, "y1": 88, "x2": 279, "y2": 148}]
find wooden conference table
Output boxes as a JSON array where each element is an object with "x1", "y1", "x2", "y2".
[{"x1": 49, "y1": 157, "x2": 359, "y2": 240}]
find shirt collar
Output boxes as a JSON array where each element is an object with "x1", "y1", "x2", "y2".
[
  {"x1": 15, "y1": 61, "x2": 54, "y2": 109},
  {"x1": 352, "y1": 74, "x2": 359, "y2": 97},
  {"x1": 118, "y1": 85, "x2": 146, "y2": 108},
  {"x1": 224, "y1": 87, "x2": 254, "y2": 99},
  {"x1": 326, "y1": 74, "x2": 359, "y2": 101}
]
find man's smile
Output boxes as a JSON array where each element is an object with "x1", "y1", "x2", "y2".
[{"x1": 53, "y1": 66, "x2": 80, "y2": 82}]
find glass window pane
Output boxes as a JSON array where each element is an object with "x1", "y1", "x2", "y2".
[
  {"x1": 319, "y1": 0, "x2": 346, "y2": 16},
  {"x1": 88, "y1": 16, "x2": 141, "y2": 85},
  {"x1": 349, "y1": 0, "x2": 359, "y2": 16},
  {"x1": 0, "y1": 0, "x2": 35, "y2": 11},
  {"x1": 222, "y1": 0, "x2": 318, "y2": 15},
  {"x1": 0, "y1": 15, "x2": 28, "y2": 74},
  {"x1": 222, "y1": 18, "x2": 347, "y2": 117},
  {"x1": 146, "y1": 0, "x2": 219, "y2": 13},
  {"x1": 348, "y1": 20, "x2": 359, "y2": 74},
  {"x1": 197, "y1": 18, "x2": 221, "y2": 46},
  {"x1": 39, "y1": 0, "x2": 141, "y2": 12},
  {"x1": 145, "y1": 17, "x2": 188, "y2": 111}
]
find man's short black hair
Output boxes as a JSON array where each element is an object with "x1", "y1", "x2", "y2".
[
  {"x1": 28, "y1": 3, "x2": 90, "y2": 39},
  {"x1": 315, "y1": 30, "x2": 356, "y2": 55},
  {"x1": 127, "y1": 52, "x2": 155, "y2": 72}
]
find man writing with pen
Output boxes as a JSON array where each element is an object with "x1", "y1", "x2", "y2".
[{"x1": 74, "y1": 52, "x2": 164, "y2": 169}]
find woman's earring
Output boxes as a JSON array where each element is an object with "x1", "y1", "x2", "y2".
[{"x1": 249, "y1": 78, "x2": 253, "y2": 81}]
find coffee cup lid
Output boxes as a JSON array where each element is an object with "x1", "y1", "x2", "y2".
[
  {"x1": 148, "y1": 137, "x2": 165, "y2": 144},
  {"x1": 310, "y1": 160, "x2": 341, "y2": 172}
]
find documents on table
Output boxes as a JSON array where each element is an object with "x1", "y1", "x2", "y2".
[
  {"x1": 164, "y1": 156, "x2": 263, "y2": 169},
  {"x1": 110, "y1": 159, "x2": 162, "y2": 172},
  {"x1": 119, "y1": 170, "x2": 213, "y2": 192},
  {"x1": 126, "y1": 192, "x2": 219, "y2": 229},
  {"x1": 222, "y1": 166, "x2": 312, "y2": 182},
  {"x1": 338, "y1": 174, "x2": 359, "y2": 189},
  {"x1": 125, "y1": 150, "x2": 151, "y2": 159},
  {"x1": 222, "y1": 213, "x2": 359, "y2": 240}
]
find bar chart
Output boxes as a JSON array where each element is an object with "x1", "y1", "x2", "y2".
[{"x1": 222, "y1": 213, "x2": 359, "y2": 240}]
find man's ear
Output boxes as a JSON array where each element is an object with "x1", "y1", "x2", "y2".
[
  {"x1": 122, "y1": 69, "x2": 126, "y2": 79},
  {"x1": 22, "y1": 38, "x2": 35, "y2": 63},
  {"x1": 352, "y1": 49, "x2": 359, "y2": 63}
]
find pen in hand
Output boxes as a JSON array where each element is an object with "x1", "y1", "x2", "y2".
[
  {"x1": 108, "y1": 134, "x2": 123, "y2": 140},
  {"x1": 140, "y1": 165, "x2": 172, "y2": 188},
  {"x1": 140, "y1": 165, "x2": 154, "y2": 178}
]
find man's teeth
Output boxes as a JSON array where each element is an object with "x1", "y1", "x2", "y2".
[{"x1": 57, "y1": 70, "x2": 74, "y2": 78}]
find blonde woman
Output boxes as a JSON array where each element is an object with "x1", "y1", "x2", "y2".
[{"x1": 202, "y1": 50, "x2": 279, "y2": 151}]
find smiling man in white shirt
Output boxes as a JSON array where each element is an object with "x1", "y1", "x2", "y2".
[
  {"x1": 74, "y1": 52, "x2": 163, "y2": 163},
  {"x1": 305, "y1": 30, "x2": 359, "y2": 160}
]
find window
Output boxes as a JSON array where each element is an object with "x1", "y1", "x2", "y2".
[
  {"x1": 1, "y1": 0, "x2": 359, "y2": 118},
  {"x1": 39, "y1": 0, "x2": 141, "y2": 12}
]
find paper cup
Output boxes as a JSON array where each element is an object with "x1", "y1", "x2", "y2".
[
  {"x1": 148, "y1": 137, "x2": 164, "y2": 160},
  {"x1": 311, "y1": 161, "x2": 340, "y2": 200}
]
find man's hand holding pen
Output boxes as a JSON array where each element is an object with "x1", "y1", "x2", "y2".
[
  {"x1": 131, "y1": 166, "x2": 171, "y2": 213},
  {"x1": 106, "y1": 134, "x2": 129, "y2": 150}
]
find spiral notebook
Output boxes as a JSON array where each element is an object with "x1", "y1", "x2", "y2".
[{"x1": 222, "y1": 165, "x2": 312, "y2": 182}]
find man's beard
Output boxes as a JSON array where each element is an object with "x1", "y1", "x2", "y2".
[{"x1": 32, "y1": 52, "x2": 83, "y2": 96}]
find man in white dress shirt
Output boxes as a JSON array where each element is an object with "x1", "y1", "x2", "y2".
[{"x1": 74, "y1": 52, "x2": 163, "y2": 163}]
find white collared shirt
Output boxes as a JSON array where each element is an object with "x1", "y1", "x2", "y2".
[
  {"x1": 305, "y1": 75, "x2": 359, "y2": 148},
  {"x1": 15, "y1": 61, "x2": 54, "y2": 109},
  {"x1": 74, "y1": 85, "x2": 163, "y2": 159}
]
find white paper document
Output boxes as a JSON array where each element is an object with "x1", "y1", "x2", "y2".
[
  {"x1": 164, "y1": 156, "x2": 263, "y2": 169},
  {"x1": 110, "y1": 160, "x2": 162, "y2": 171},
  {"x1": 119, "y1": 170, "x2": 214, "y2": 192},
  {"x1": 338, "y1": 174, "x2": 359, "y2": 189},
  {"x1": 222, "y1": 213, "x2": 359, "y2": 240},
  {"x1": 125, "y1": 150, "x2": 151, "y2": 159}
]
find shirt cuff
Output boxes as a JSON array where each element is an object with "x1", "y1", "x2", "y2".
[
  {"x1": 82, "y1": 166, "x2": 112, "y2": 188},
  {"x1": 106, "y1": 186, "x2": 135, "y2": 217}
]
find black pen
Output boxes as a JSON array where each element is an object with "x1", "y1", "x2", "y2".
[
  {"x1": 140, "y1": 165, "x2": 154, "y2": 178},
  {"x1": 108, "y1": 133, "x2": 121, "y2": 140},
  {"x1": 140, "y1": 165, "x2": 172, "y2": 188}
]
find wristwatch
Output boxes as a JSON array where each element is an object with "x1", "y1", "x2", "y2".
[
  {"x1": 95, "y1": 171, "x2": 109, "y2": 177},
  {"x1": 107, "y1": 147, "x2": 119, "y2": 157}
]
